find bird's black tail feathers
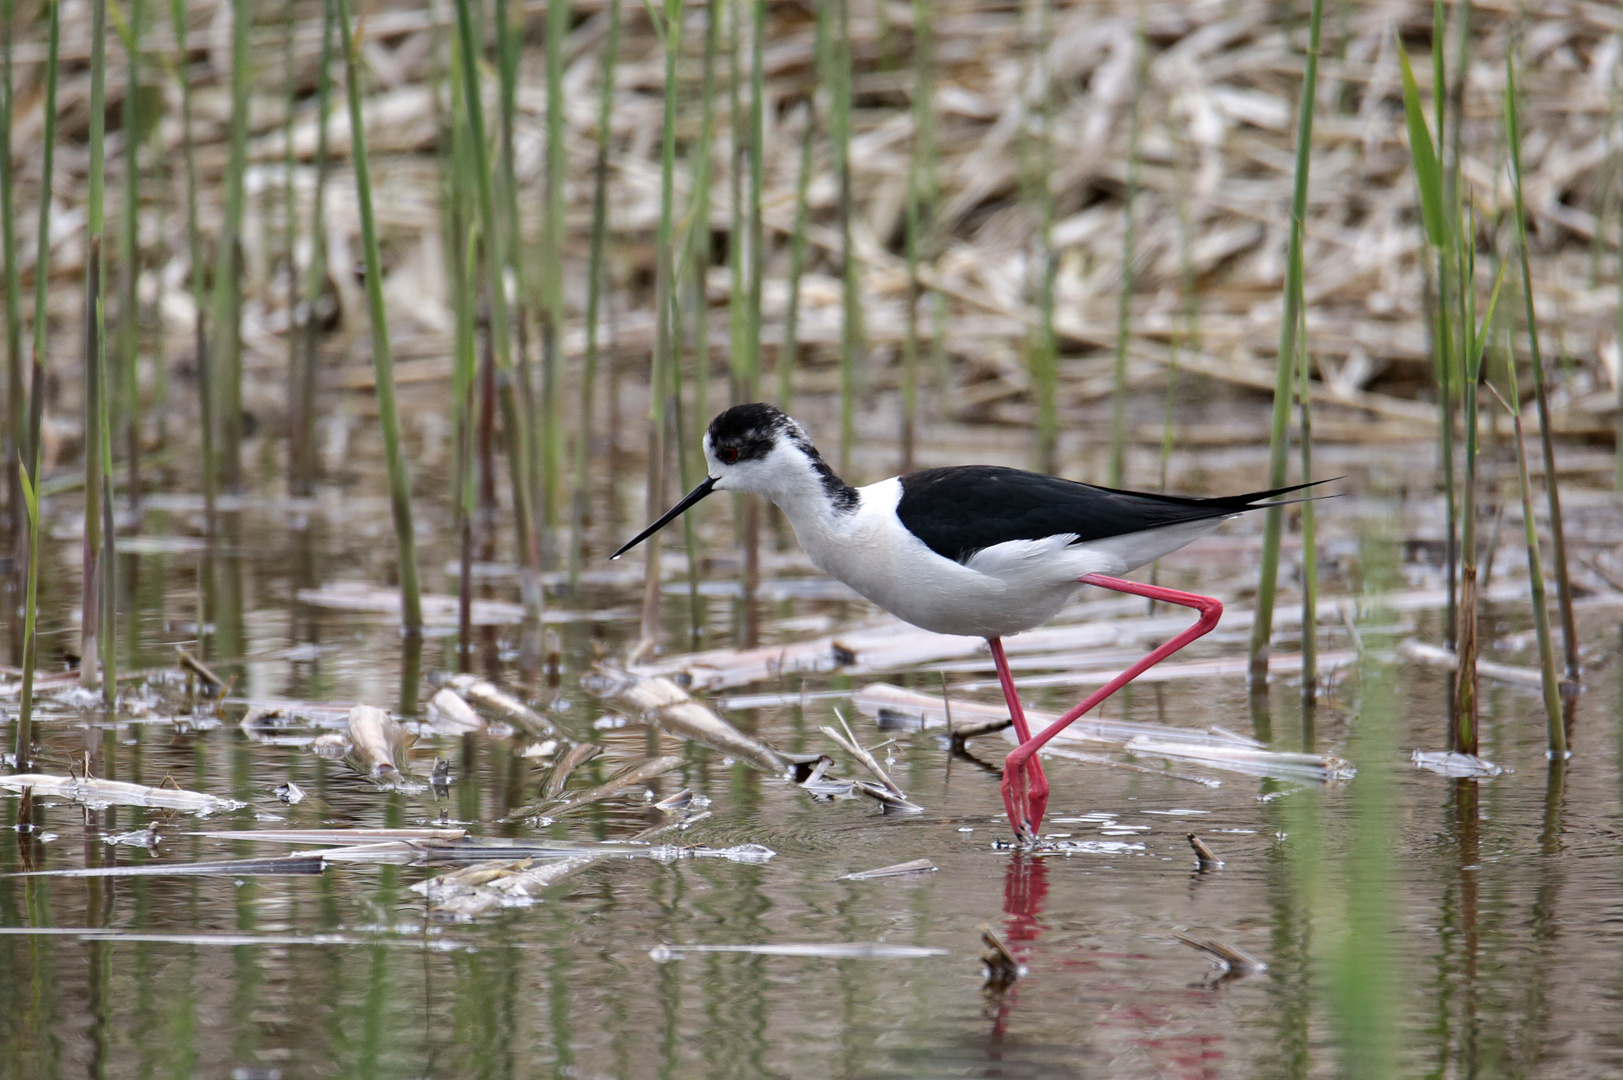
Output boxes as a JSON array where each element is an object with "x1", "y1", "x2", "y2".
[{"x1": 1093, "y1": 476, "x2": 1342, "y2": 512}]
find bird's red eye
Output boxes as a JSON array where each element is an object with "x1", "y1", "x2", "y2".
[{"x1": 718, "y1": 447, "x2": 739, "y2": 464}]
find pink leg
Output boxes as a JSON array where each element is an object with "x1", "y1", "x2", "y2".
[
  {"x1": 988, "y1": 637, "x2": 1048, "y2": 835},
  {"x1": 1001, "y1": 573, "x2": 1223, "y2": 840}
]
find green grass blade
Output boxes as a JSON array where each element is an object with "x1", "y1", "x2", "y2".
[
  {"x1": 1249, "y1": 0, "x2": 1323, "y2": 684},
  {"x1": 1396, "y1": 43, "x2": 1445, "y2": 249}
]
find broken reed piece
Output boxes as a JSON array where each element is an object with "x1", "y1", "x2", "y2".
[
  {"x1": 177, "y1": 649, "x2": 226, "y2": 699},
  {"x1": 1174, "y1": 932, "x2": 1267, "y2": 979},
  {"x1": 436, "y1": 672, "x2": 562, "y2": 740},
  {"x1": 1187, "y1": 833, "x2": 1224, "y2": 871},
  {"x1": 541, "y1": 741, "x2": 605, "y2": 800},
  {"x1": 979, "y1": 925, "x2": 1021, "y2": 992},
  {"x1": 346, "y1": 704, "x2": 412, "y2": 780},
  {"x1": 839, "y1": 858, "x2": 937, "y2": 881},
  {"x1": 948, "y1": 715, "x2": 1015, "y2": 754},
  {"x1": 823, "y1": 709, "x2": 905, "y2": 798}
]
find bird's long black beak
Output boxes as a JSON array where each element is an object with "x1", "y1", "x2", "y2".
[{"x1": 611, "y1": 476, "x2": 719, "y2": 559}]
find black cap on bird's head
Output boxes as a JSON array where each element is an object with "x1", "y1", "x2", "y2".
[{"x1": 611, "y1": 403, "x2": 805, "y2": 559}]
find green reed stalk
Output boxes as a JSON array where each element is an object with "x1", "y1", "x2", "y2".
[
  {"x1": 82, "y1": 0, "x2": 109, "y2": 697},
  {"x1": 779, "y1": 100, "x2": 815, "y2": 413},
  {"x1": 1486, "y1": 372, "x2": 1565, "y2": 757},
  {"x1": 167, "y1": 0, "x2": 211, "y2": 523},
  {"x1": 336, "y1": 0, "x2": 423, "y2": 635},
  {"x1": 827, "y1": 0, "x2": 862, "y2": 476},
  {"x1": 279, "y1": 0, "x2": 298, "y2": 496},
  {"x1": 117, "y1": 0, "x2": 146, "y2": 509},
  {"x1": 14, "y1": 462, "x2": 39, "y2": 770},
  {"x1": 898, "y1": 0, "x2": 933, "y2": 472},
  {"x1": 292, "y1": 0, "x2": 335, "y2": 497},
  {"x1": 1249, "y1": 0, "x2": 1322, "y2": 684},
  {"x1": 452, "y1": 0, "x2": 540, "y2": 605},
  {"x1": 1106, "y1": 14, "x2": 1146, "y2": 487},
  {"x1": 209, "y1": 0, "x2": 248, "y2": 492},
  {"x1": 496, "y1": 0, "x2": 521, "y2": 284},
  {"x1": 737, "y1": 0, "x2": 767, "y2": 647},
  {"x1": 1399, "y1": 36, "x2": 1479, "y2": 750},
  {"x1": 727, "y1": 0, "x2": 747, "y2": 396},
  {"x1": 494, "y1": 0, "x2": 544, "y2": 572},
  {"x1": 2, "y1": 0, "x2": 21, "y2": 544},
  {"x1": 745, "y1": 0, "x2": 765, "y2": 400},
  {"x1": 454, "y1": 226, "x2": 477, "y2": 665},
  {"x1": 1430, "y1": 0, "x2": 1459, "y2": 659},
  {"x1": 1505, "y1": 52, "x2": 1579, "y2": 688},
  {"x1": 1032, "y1": 0, "x2": 1059, "y2": 478},
  {"x1": 641, "y1": 0, "x2": 684, "y2": 647},
  {"x1": 542, "y1": 0, "x2": 570, "y2": 550},
  {"x1": 569, "y1": 0, "x2": 623, "y2": 586},
  {"x1": 1295, "y1": 309, "x2": 1317, "y2": 706},
  {"x1": 1451, "y1": 255, "x2": 1506, "y2": 755},
  {"x1": 684, "y1": 0, "x2": 719, "y2": 489}
]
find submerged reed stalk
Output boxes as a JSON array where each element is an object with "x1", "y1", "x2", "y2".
[
  {"x1": 1249, "y1": 0, "x2": 1323, "y2": 684},
  {"x1": 336, "y1": 0, "x2": 423, "y2": 635}
]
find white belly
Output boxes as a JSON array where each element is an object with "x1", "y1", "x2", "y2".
[{"x1": 781, "y1": 480, "x2": 1224, "y2": 639}]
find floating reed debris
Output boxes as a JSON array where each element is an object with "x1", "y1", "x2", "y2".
[
  {"x1": 0, "y1": 774, "x2": 244, "y2": 815},
  {"x1": 611, "y1": 671, "x2": 787, "y2": 774},
  {"x1": 839, "y1": 858, "x2": 937, "y2": 882},
  {"x1": 1174, "y1": 932, "x2": 1267, "y2": 980},
  {"x1": 435, "y1": 671, "x2": 560, "y2": 740},
  {"x1": 650, "y1": 942, "x2": 939, "y2": 963}
]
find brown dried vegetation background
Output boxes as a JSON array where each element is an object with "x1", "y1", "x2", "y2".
[{"x1": 3, "y1": 0, "x2": 1621, "y2": 477}]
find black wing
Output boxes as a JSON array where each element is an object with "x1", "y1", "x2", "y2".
[{"x1": 895, "y1": 466, "x2": 1329, "y2": 565}]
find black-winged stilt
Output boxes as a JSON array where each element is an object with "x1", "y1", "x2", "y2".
[{"x1": 613, "y1": 402, "x2": 1324, "y2": 840}]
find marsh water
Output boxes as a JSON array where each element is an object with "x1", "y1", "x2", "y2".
[{"x1": 3, "y1": 436, "x2": 1623, "y2": 1080}]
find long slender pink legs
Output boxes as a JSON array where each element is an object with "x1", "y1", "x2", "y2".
[
  {"x1": 988, "y1": 636, "x2": 1046, "y2": 826},
  {"x1": 999, "y1": 573, "x2": 1224, "y2": 840}
]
